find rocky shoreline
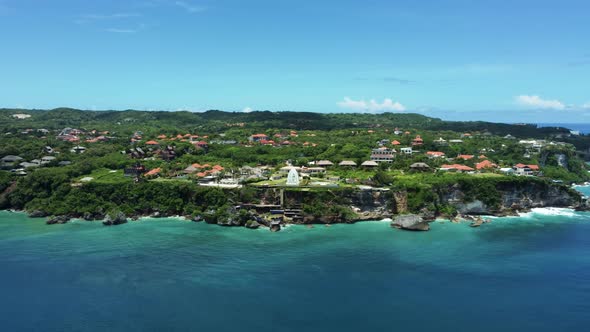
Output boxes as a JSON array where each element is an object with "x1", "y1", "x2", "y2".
[
  {"x1": 5, "y1": 201, "x2": 583, "y2": 233},
  {"x1": 5, "y1": 180, "x2": 587, "y2": 232}
]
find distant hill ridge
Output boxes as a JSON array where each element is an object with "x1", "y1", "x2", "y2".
[{"x1": 0, "y1": 107, "x2": 572, "y2": 138}]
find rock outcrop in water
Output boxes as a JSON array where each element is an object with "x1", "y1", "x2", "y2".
[
  {"x1": 391, "y1": 214, "x2": 430, "y2": 231},
  {"x1": 46, "y1": 215, "x2": 70, "y2": 225},
  {"x1": 103, "y1": 211, "x2": 127, "y2": 226}
]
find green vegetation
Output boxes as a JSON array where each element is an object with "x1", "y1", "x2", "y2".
[{"x1": 0, "y1": 108, "x2": 587, "y2": 219}]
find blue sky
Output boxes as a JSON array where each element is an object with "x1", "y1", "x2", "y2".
[{"x1": 0, "y1": 0, "x2": 589, "y2": 122}]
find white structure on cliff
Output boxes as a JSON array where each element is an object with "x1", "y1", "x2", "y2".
[{"x1": 286, "y1": 168, "x2": 300, "y2": 186}]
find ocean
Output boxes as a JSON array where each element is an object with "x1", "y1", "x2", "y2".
[
  {"x1": 1, "y1": 202, "x2": 590, "y2": 331},
  {"x1": 537, "y1": 123, "x2": 590, "y2": 134}
]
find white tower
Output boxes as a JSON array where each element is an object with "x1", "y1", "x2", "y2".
[{"x1": 286, "y1": 168, "x2": 300, "y2": 186}]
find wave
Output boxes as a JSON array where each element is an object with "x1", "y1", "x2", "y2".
[{"x1": 518, "y1": 207, "x2": 578, "y2": 218}]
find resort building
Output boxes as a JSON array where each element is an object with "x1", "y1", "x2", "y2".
[{"x1": 370, "y1": 148, "x2": 396, "y2": 162}]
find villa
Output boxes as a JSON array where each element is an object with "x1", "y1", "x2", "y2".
[
  {"x1": 370, "y1": 148, "x2": 396, "y2": 162},
  {"x1": 514, "y1": 164, "x2": 540, "y2": 176},
  {"x1": 426, "y1": 151, "x2": 445, "y2": 158},
  {"x1": 249, "y1": 134, "x2": 269, "y2": 142}
]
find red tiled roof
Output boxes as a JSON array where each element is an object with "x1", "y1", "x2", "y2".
[
  {"x1": 146, "y1": 140, "x2": 159, "y2": 145},
  {"x1": 442, "y1": 164, "x2": 475, "y2": 171},
  {"x1": 252, "y1": 134, "x2": 268, "y2": 137},
  {"x1": 457, "y1": 154, "x2": 474, "y2": 160},
  {"x1": 427, "y1": 151, "x2": 445, "y2": 157},
  {"x1": 476, "y1": 160, "x2": 497, "y2": 170},
  {"x1": 392, "y1": 140, "x2": 401, "y2": 145},
  {"x1": 145, "y1": 168, "x2": 161, "y2": 176}
]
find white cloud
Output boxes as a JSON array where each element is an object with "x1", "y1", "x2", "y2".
[
  {"x1": 242, "y1": 107, "x2": 253, "y2": 113},
  {"x1": 337, "y1": 97, "x2": 406, "y2": 112},
  {"x1": 175, "y1": 1, "x2": 206, "y2": 13},
  {"x1": 515, "y1": 95, "x2": 565, "y2": 110}
]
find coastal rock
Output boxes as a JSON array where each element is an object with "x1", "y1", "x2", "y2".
[
  {"x1": 46, "y1": 215, "x2": 69, "y2": 225},
  {"x1": 419, "y1": 208, "x2": 436, "y2": 222},
  {"x1": 270, "y1": 220, "x2": 281, "y2": 232},
  {"x1": 192, "y1": 215, "x2": 204, "y2": 222},
  {"x1": 391, "y1": 214, "x2": 430, "y2": 231},
  {"x1": 245, "y1": 220, "x2": 260, "y2": 229},
  {"x1": 28, "y1": 210, "x2": 47, "y2": 218},
  {"x1": 83, "y1": 212, "x2": 95, "y2": 221},
  {"x1": 103, "y1": 211, "x2": 127, "y2": 226}
]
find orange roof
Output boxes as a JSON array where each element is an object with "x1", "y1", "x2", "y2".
[
  {"x1": 212, "y1": 165, "x2": 224, "y2": 171},
  {"x1": 528, "y1": 164, "x2": 540, "y2": 170},
  {"x1": 515, "y1": 163, "x2": 527, "y2": 168},
  {"x1": 202, "y1": 164, "x2": 211, "y2": 168},
  {"x1": 476, "y1": 160, "x2": 497, "y2": 170},
  {"x1": 145, "y1": 168, "x2": 161, "y2": 176},
  {"x1": 196, "y1": 172, "x2": 207, "y2": 177},
  {"x1": 146, "y1": 140, "x2": 159, "y2": 145},
  {"x1": 442, "y1": 164, "x2": 474, "y2": 171},
  {"x1": 479, "y1": 155, "x2": 487, "y2": 159},
  {"x1": 427, "y1": 151, "x2": 445, "y2": 156},
  {"x1": 192, "y1": 163, "x2": 202, "y2": 168},
  {"x1": 392, "y1": 140, "x2": 401, "y2": 145},
  {"x1": 457, "y1": 154, "x2": 474, "y2": 160},
  {"x1": 367, "y1": 130, "x2": 375, "y2": 133},
  {"x1": 157, "y1": 135, "x2": 167, "y2": 139},
  {"x1": 252, "y1": 134, "x2": 268, "y2": 137}
]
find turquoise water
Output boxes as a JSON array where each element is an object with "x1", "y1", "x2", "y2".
[{"x1": 1, "y1": 208, "x2": 590, "y2": 331}]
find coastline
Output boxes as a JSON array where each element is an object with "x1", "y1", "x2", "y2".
[{"x1": 2, "y1": 204, "x2": 587, "y2": 232}]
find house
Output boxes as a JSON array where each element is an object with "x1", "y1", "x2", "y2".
[
  {"x1": 19, "y1": 161, "x2": 40, "y2": 168},
  {"x1": 475, "y1": 160, "x2": 498, "y2": 170},
  {"x1": 301, "y1": 167, "x2": 326, "y2": 176},
  {"x1": 157, "y1": 134, "x2": 167, "y2": 139},
  {"x1": 456, "y1": 154, "x2": 474, "y2": 161},
  {"x1": 259, "y1": 139, "x2": 275, "y2": 146},
  {"x1": 393, "y1": 128, "x2": 403, "y2": 135},
  {"x1": 412, "y1": 135, "x2": 424, "y2": 146},
  {"x1": 370, "y1": 148, "x2": 396, "y2": 162},
  {"x1": 249, "y1": 134, "x2": 269, "y2": 142},
  {"x1": 338, "y1": 160, "x2": 357, "y2": 167},
  {"x1": 41, "y1": 156, "x2": 56, "y2": 164},
  {"x1": 1, "y1": 155, "x2": 24, "y2": 165},
  {"x1": 410, "y1": 162, "x2": 430, "y2": 172},
  {"x1": 513, "y1": 164, "x2": 539, "y2": 176},
  {"x1": 433, "y1": 137, "x2": 448, "y2": 146},
  {"x1": 124, "y1": 164, "x2": 147, "y2": 177},
  {"x1": 11, "y1": 113, "x2": 31, "y2": 119},
  {"x1": 146, "y1": 140, "x2": 159, "y2": 146},
  {"x1": 192, "y1": 141, "x2": 209, "y2": 149},
  {"x1": 461, "y1": 133, "x2": 472, "y2": 138},
  {"x1": 317, "y1": 160, "x2": 334, "y2": 167},
  {"x1": 71, "y1": 146, "x2": 86, "y2": 154},
  {"x1": 378, "y1": 139, "x2": 390, "y2": 146},
  {"x1": 426, "y1": 151, "x2": 445, "y2": 158},
  {"x1": 361, "y1": 160, "x2": 379, "y2": 167},
  {"x1": 449, "y1": 139, "x2": 463, "y2": 144},
  {"x1": 145, "y1": 168, "x2": 162, "y2": 177},
  {"x1": 440, "y1": 164, "x2": 475, "y2": 172},
  {"x1": 391, "y1": 140, "x2": 401, "y2": 146},
  {"x1": 500, "y1": 167, "x2": 515, "y2": 174},
  {"x1": 399, "y1": 147, "x2": 413, "y2": 155}
]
